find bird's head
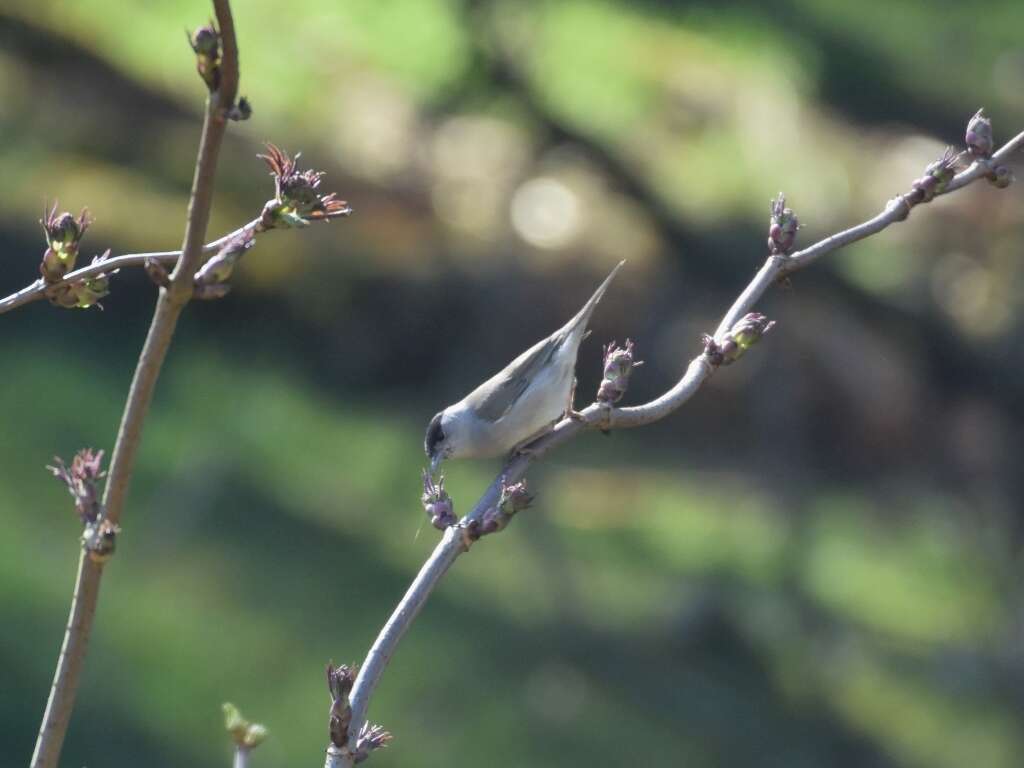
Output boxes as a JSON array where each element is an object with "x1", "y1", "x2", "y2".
[{"x1": 425, "y1": 409, "x2": 455, "y2": 475}]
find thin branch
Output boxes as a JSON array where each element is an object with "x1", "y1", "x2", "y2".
[
  {"x1": 30, "y1": 4, "x2": 240, "y2": 767},
  {"x1": 330, "y1": 127, "x2": 1023, "y2": 767},
  {"x1": 714, "y1": 130, "x2": 1024, "y2": 338},
  {"x1": 0, "y1": 220, "x2": 259, "y2": 315}
]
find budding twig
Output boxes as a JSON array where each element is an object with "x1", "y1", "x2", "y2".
[
  {"x1": 333, "y1": 114, "x2": 1024, "y2": 767},
  {"x1": 30, "y1": 3, "x2": 241, "y2": 767}
]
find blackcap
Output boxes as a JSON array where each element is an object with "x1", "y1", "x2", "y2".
[{"x1": 425, "y1": 261, "x2": 624, "y2": 475}]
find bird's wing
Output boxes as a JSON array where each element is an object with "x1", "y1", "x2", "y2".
[
  {"x1": 465, "y1": 260, "x2": 625, "y2": 423},
  {"x1": 465, "y1": 334, "x2": 565, "y2": 423}
]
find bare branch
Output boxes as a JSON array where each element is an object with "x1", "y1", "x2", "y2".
[
  {"x1": 332, "y1": 124, "x2": 1023, "y2": 765},
  {"x1": 30, "y1": 4, "x2": 241, "y2": 766}
]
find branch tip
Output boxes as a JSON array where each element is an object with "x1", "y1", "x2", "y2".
[
  {"x1": 768, "y1": 193, "x2": 800, "y2": 256},
  {"x1": 257, "y1": 143, "x2": 351, "y2": 230},
  {"x1": 597, "y1": 339, "x2": 643, "y2": 405}
]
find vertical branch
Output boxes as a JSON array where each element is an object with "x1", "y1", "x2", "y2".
[{"x1": 30, "y1": 4, "x2": 240, "y2": 767}]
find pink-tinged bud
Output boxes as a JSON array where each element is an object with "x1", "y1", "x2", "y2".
[
  {"x1": 987, "y1": 165, "x2": 1014, "y2": 189},
  {"x1": 47, "y1": 448, "x2": 106, "y2": 524},
  {"x1": 597, "y1": 339, "x2": 643, "y2": 404},
  {"x1": 422, "y1": 471, "x2": 456, "y2": 530},
  {"x1": 965, "y1": 109, "x2": 993, "y2": 158},
  {"x1": 464, "y1": 478, "x2": 534, "y2": 543},
  {"x1": 499, "y1": 479, "x2": 533, "y2": 515},
  {"x1": 767, "y1": 193, "x2": 799, "y2": 255}
]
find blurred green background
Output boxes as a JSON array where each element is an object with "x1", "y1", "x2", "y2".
[{"x1": 3, "y1": 1, "x2": 1024, "y2": 766}]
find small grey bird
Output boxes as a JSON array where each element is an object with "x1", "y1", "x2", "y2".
[{"x1": 425, "y1": 261, "x2": 624, "y2": 475}]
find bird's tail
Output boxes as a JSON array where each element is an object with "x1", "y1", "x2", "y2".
[{"x1": 564, "y1": 259, "x2": 626, "y2": 336}]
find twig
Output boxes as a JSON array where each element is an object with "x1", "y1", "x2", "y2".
[
  {"x1": 714, "y1": 131, "x2": 1024, "y2": 338},
  {"x1": 30, "y1": 3, "x2": 240, "y2": 767},
  {"x1": 329, "y1": 126, "x2": 1023, "y2": 767},
  {"x1": 0, "y1": 220, "x2": 259, "y2": 315}
]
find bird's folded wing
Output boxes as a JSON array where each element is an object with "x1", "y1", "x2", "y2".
[{"x1": 467, "y1": 333, "x2": 565, "y2": 423}]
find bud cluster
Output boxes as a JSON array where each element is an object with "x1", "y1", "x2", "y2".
[
  {"x1": 39, "y1": 204, "x2": 113, "y2": 309},
  {"x1": 463, "y1": 479, "x2": 533, "y2": 544},
  {"x1": 47, "y1": 448, "x2": 120, "y2": 561},
  {"x1": 596, "y1": 339, "x2": 643, "y2": 405},
  {"x1": 701, "y1": 312, "x2": 776, "y2": 367},
  {"x1": 257, "y1": 144, "x2": 351, "y2": 230},
  {"x1": 767, "y1": 193, "x2": 800, "y2": 256},
  {"x1": 422, "y1": 471, "x2": 456, "y2": 530},
  {"x1": 222, "y1": 702, "x2": 268, "y2": 750}
]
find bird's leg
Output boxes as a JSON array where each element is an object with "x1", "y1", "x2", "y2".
[{"x1": 565, "y1": 376, "x2": 586, "y2": 421}]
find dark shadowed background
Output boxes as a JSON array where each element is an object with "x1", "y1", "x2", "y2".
[{"x1": 2, "y1": 1, "x2": 1024, "y2": 766}]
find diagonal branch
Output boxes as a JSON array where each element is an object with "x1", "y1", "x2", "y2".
[
  {"x1": 326, "y1": 125, "x2": 1023, "y2": 768},
  {"x1": 30, "y1": 3, "x2": 240, "y2": 767}
]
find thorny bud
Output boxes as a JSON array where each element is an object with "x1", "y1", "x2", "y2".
[
  {"x1": 965, "y1": 109, "x2": 994, "y2": 158},
  {"x1": 194, "y1": 231, "x2": 255, "y2": 295},
  {"x1": 40, "y1": 203, "x2": 92, "y2": 283},
  {"x1": 422, "y1": 471, "x2": 456, "y2": 530},
  {"x1": 257, "y1": 144, "x2": 352, "y2": 230},
  {"x1": 702, "y1": 312, "x2": 776, "y2": 367},
  {"x1": 222, "y1": 703, "x2": 268, "y2": 749},
  {"x1": 353, "y1": 722, "x2": 393, "y2": 764},
  {"x1": 987, "y1": 164, "x2": 1014, "y2": 189},
  {"x1": 911, "y1": 147, "x2": 961, "y2": 203},
  {"x1": 767, "y1": 193, "x2": 800, "y2": 255},
  {"x1": 189, "y1": 23, "x2": 221, "y2": 90},
  {"x1": 327, "y1": 663, "x2": 358, "y2": 749},
  {"x1": 597, "y1": 339, "x2": 643, "y2": 404}
]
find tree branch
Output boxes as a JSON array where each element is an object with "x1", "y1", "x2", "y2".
[
  {"x1": 328, "y1": 125, "x2": 1022, "y2": 767},
  {"x1": 30, "y1": 4, "x2": 240, "y2": 767},
  {"x1": 0, "y1": 220, "x2": 259, "y2": 315}
]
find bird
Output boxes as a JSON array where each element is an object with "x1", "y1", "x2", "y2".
[{"x1": 425, "y1": 260, "x2": 625, "y2": 475}]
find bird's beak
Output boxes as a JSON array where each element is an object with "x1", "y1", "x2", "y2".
[{"x1": 429, "y1": 453, "x2": 442, "y2": 477}]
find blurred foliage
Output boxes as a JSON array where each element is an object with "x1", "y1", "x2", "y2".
[{"x1": 2, "y1": 2, "x2": 1023, "y2": 768}]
